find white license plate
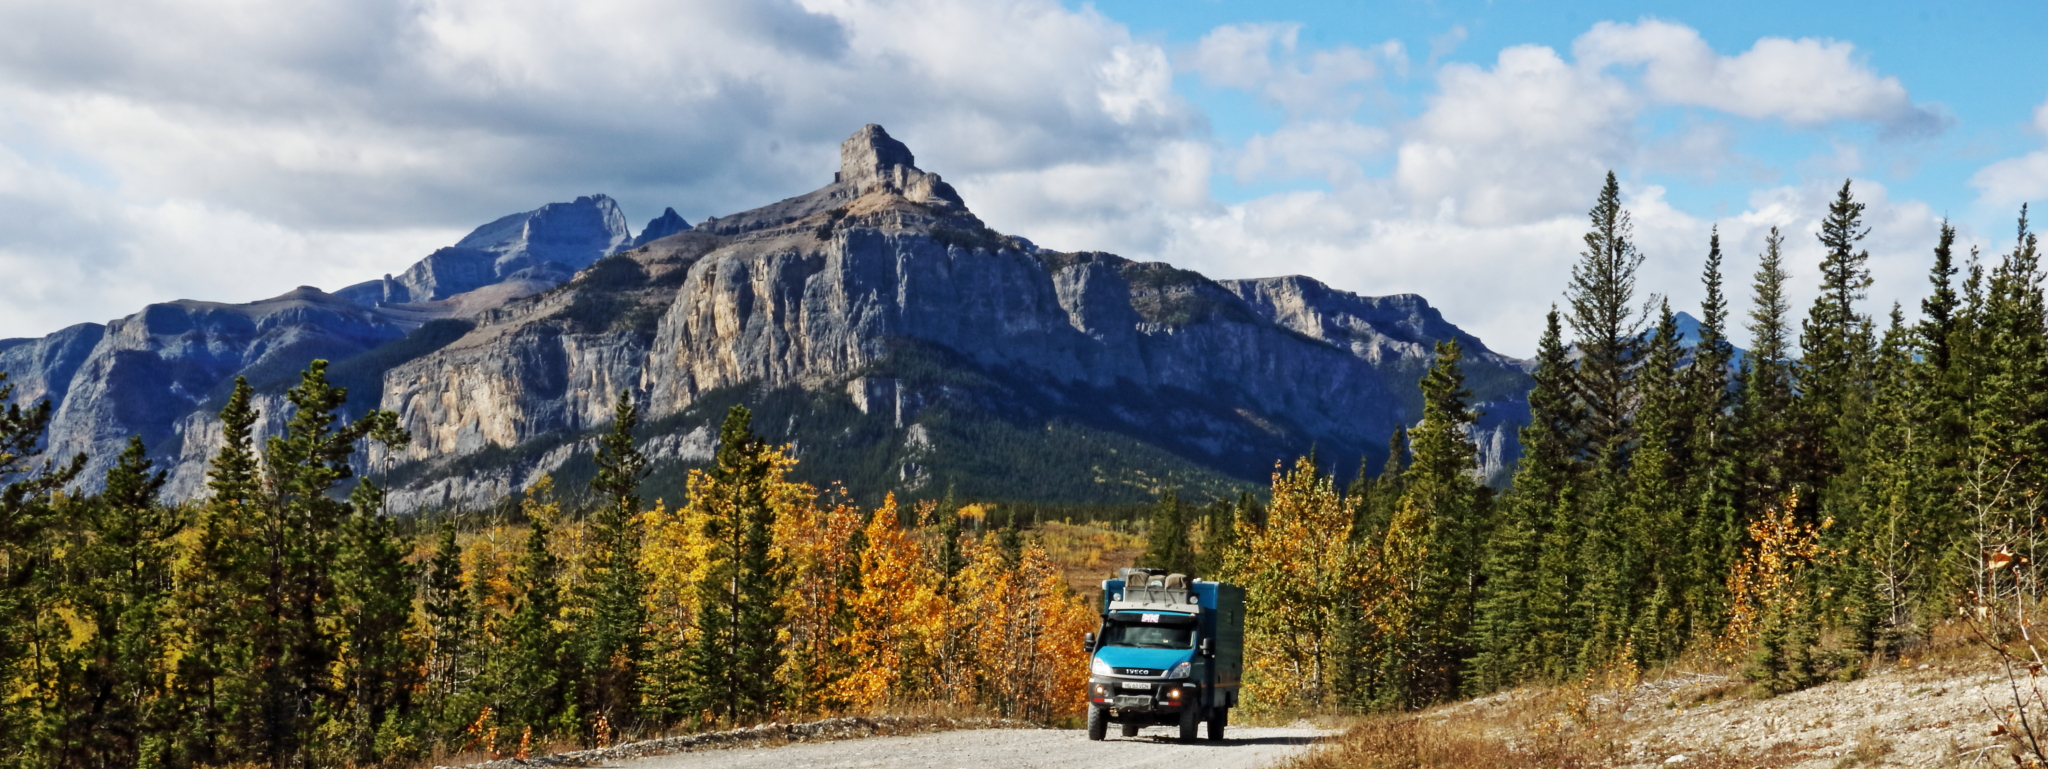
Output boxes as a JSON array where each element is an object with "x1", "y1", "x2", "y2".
[{"x1": 1121, "y1": 682, "x2": 1152, "y2": 690}]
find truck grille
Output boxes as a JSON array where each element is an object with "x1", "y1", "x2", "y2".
[{"x1": 1114, "y1": 695, "x2": 1153, "y2": 709}]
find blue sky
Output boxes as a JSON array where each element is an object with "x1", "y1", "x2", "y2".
[
  {"x1": 1116, "y1": 1, "x2": 2038, "y2": 209},
  {"x1": 1089, "y1": 0, "x2": 2044, "y2": 225},
  {"x1": 0, "y1": 0, "x2": 2042, "y2": 356}
]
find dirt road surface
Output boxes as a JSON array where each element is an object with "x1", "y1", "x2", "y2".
[{"x1": 616, "y1": 726, "x2": 1326, "y2": 769}]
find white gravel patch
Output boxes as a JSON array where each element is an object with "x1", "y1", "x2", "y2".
[{"x1": 611, "y1": 726, "x2": 1328, "y2": 769}]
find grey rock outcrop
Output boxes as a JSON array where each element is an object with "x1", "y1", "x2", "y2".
[
  {"x1": 633, "y1": 207, "x2": 693, "y2": 247},
  {"x1": 8, "y1": 124, "x2": 1534, "y2": 508},
  {"x1": 372, "y1": 125, "x2": 1533, "y2": 507},
  {"x1": 336, "y1": 194, "x2": 632, "y2": 305}
]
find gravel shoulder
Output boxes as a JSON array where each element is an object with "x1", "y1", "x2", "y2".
[{"x1": 609, "y1": 726, "x2": 1328, "y2": 769}]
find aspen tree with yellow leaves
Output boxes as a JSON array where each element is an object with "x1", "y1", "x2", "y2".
[
  {"x1": 1226, "y1": 456, "x2": 1358, "y2": 713},
  {"x1": 773, "y1": 493, "x2": 866, "y2": 714},
  {"x1": 843, "y1": 495, "x2": 947, "y2": 711}
]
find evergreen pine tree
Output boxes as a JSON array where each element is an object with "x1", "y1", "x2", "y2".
[
  {"x1": 1380, "y1": 341, "x2": 1484, "y2": 707},
  {"x1": 168, "y1": 377, "x2": 264, "y2": 764},
  {"x1": 251, "y1": 360, "x2": 407, "y2": 765},
  {"x1": 336, "y1": 478, "x2": 423, "y2": 762},
  {"x1": 502, "y1": 502, "x2": 571, "y2": 736},
  {"x1": 1739, "y1": 228, "x2": 1799, "y2": 518},
  {"x1": 1566, "y1": 171, "x2": 1649, "y2": 470},
  {"x1": 1471, "y1": 308, "x2": 1577, "y2": 691},
  {"x1": 53, "y1": 436, "x2": 180, "y2": 767},
  {"x1": 1139, "y1": 489, "x2": 1195, "y2": 575},
  {"x1": 690, "y1": 406, "x2": 785, "y2": 724},
  {"x1": 582, "y1": 389, "x2": 650, "y2": 732},
  {"x1": 422, "y1": 520, "x2": 472, "y2": 734}
]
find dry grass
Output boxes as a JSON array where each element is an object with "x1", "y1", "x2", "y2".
[{"x1": 1273, "y1": 639, "x2": 2032, "y2": 769}]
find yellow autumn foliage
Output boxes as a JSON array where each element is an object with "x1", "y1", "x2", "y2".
[{"x1": 1227, "y1": 456, "x2": 1358, "y2": 713}]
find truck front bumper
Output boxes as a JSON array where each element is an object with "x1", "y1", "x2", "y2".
[{"x1": 1088, "y1": 678, "x2": 1198, "y2": 713}]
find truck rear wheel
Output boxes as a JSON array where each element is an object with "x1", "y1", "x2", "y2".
[
  {"x1": 1087, "y1": 705, "x2": 1108, "y2": 741},
  {"x1": 1179, "y1": 704, "x2": 1201, "y2": 742},
  {"x1": 1207, "y1": 706, "x2": 1227, "y2": 741}
]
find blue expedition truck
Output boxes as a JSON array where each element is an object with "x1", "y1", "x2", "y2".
[{"x1": 1083, "y1": 568, "x2": 1245, "y2": 742}]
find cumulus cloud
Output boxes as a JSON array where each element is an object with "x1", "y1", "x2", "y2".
[
  {"x1": 0, "y1": 5, "x2": 1962, "y2": 357},
  {"x1": 1969, "y1": 96, "x2": 2048, "y2": 208},
  {"x1": 1396, "y1": 45, "x2": 1639, "y2": 226},
  {"x1": 0, "y1": 0, "x2": 1196, "y2": 336},
  {"x1": 1575, "y1": 19, "x2": 1950, "y2": 139},
  {"x1": 1181, "y1": 23, "x2": 1391, "y2": 118}
]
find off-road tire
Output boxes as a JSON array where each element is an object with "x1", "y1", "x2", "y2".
[
  {"x1": 1179, "y1": 704, "x2": 1201, "y2": 742},
  {"x1": 1121, "y1": 722, "x2": 1140, "y2": 737},
  {"x1": 1087, "y1": 705, "x2": 1108, "y2": 741},
  {"x1": 1207, "y1": 706, "x2": 1228, "y2": 741}
]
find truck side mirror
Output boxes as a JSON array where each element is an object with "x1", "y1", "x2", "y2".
[
  {"x1": 1200, "y1": 637, "x2": 1213, "y2": 657},
  {"x1": 1084, "y1": 632, "x2": 1096, "y2": 653}
]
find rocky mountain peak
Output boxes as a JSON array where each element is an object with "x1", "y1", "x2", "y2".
[
  {"x1": 632, "y1": 207, "x2": 693, "y2": 247},
  {"x1": 839, "y1": 124, "x2": 917, "y2": 185}
]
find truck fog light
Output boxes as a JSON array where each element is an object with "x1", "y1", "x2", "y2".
[{"x1": 1167, "y1": 688, "x2": 1180, "y2": 699}]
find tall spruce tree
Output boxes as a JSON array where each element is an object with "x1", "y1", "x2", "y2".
[
  {"x1": 246, "y1": 361, "x2": 407, "y2": 765},
  {"x1": 1380, "y1": 340, "x2": 1483, "y2": 707},
  {"x1": 1470, "y1": 308, "x2": 1577, "y2": 691},
  {"x1": 582, "y1": 389, "x2": 650, "y2": 731},
  {"x1": 1683, "y1": 234, "x2": 1743, "y2": 640},
  {"x1": 422, "y1": 520, "x2": 472, "y2": 733},
  {"x1": 1739, "y1": 227, "x2": 1799, "y2": 517},
  {"x1": 0, "y1": 370, "x2": 83, "y2": 765},
  {"x1": 502, "y1": 500, "x2": 571, "y2": 736},
  {"x1": 1566, "y1": 171, "x2": 1649, "y2": 470},
  {"x1": 336, "y1": 478, "x2": 423, "y2": 762},
  {"x1": 1620, "y1": 304, "x2": 1689, "y2": 661},
  {"x1": 53, "y1": 437, "x2": 179, "y2": 768},
  {"x1": 168, "y1": 378, "x2": 264, "y2": 764},
  {"x1": 691, "y1": 406, "x2": 785, "y2": 723}
]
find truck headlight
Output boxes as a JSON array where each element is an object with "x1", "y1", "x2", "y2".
[
  {"x1": 1167, "y1": 661, "x2": 1191, "y2": 679},
  {"x1": 1092, "y1": 657, "x2": 1113, "y2": 676}
]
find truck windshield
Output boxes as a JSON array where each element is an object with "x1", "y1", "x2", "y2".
[{"x1": 1100, "y1": 620, "x2": 1195, "y2": 650}]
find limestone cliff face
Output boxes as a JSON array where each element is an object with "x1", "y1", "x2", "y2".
[
  {"x1": 372, "y1": 125, "x2": 1533, "y2": 505},
  {"x1": 40, "y1": 288, "x2": 413, "y2": 486},
  {"x1": 8, "y1": 123, "x2": 1533, "y2": 506}
]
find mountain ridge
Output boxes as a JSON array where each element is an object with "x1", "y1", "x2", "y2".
[{"x1": 4, "y1": 124, "x2": 1535, "y2": 510}]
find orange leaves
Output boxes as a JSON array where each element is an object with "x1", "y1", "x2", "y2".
[{"x1": 843, "y1": 494, "x2": 946, "y2": 712}]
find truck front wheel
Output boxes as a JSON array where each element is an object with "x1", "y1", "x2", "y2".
[
  {"x1": 1179, "y1": 704, "x2": 1201, "y2": 742},
  {"x1": 1087, "y1": 705, "x2": 1108, "y2": 741}
]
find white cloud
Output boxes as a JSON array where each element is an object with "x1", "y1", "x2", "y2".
[
  {"x1": 1182, "y1": 23, "x2": 1386, "y2": 118},
  {"x1": 1969, "y1": 96, "x2": 2048, "y2": 208},
  {"x1": 0, "y1": 4, "x2": 1964, "y2": 360},
  {"x1": 1575, "y1": 19, "x2": 1949, "y2": 138},
  {"x1": 0, "y1": 0, "x2": 1196, "y2": 336},
  {"x1": 1395, "y1": 45, "x2": 1638, "y2": 226},
  {"x1": 1232, "y1": 121, "x2": 1391, "y2": 184}
]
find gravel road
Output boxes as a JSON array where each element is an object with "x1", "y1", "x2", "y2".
[{"x1": 614, "y1": 726, "x2": 1327, "y2": 769}]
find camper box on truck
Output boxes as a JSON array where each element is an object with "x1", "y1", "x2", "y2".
[{"x1": 1082, "y1": 568, "x2": 1245, "y2": 743}]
